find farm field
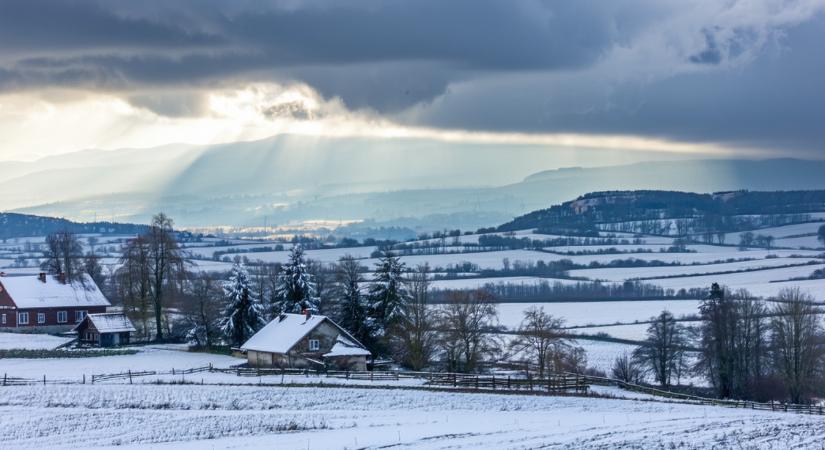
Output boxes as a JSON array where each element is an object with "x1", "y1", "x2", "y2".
[
  {"x1": 1, "y1": 382, "x2": 821, "y2": 449},
  {"x1": 496, "y1": 300, "x2": 702, "y2": 329},
  {"x1": 0, "y1": 333, "x2": 74, "y2": 351},
  {"x1": 568, "y1": 257, "x2": 821, "y2": 281}
]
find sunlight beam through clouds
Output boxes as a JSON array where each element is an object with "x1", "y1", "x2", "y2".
[{"x1": 0, "y1": 83, "x2": 767, "y2": 162}]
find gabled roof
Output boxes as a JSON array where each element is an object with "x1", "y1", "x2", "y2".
[
  {"x1": 74, "y1": 313, "x2": 136, "y2": 333},
  {"x1": 324, "y1": 335, "x2": 372, "y2": 357},
  {"x1": 241, "y1": 313, "x2": 370, "y2": 357},
  {"x1": 0, "y1": 274, "x2": 110, "y2": 309}
]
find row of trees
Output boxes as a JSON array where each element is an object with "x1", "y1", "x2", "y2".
[{"x1": 620, "y1": 283, "x2": 824, "y2": 403}]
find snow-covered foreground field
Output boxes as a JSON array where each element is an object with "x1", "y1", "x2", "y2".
[{"x1": 1, "y1": 383, "x2": 822, "y2": 449}]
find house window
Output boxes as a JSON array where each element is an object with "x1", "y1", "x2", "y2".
[
  {"x1": 18, "y1": 312, "x2": 29, "y2": 325},
  {"x1": 75, "y1": 310, "x2": 87, "y2": 323},
  {"x1": 57, "y1": 311, "x2": 68, "y2": 323},
  {"x1": 1, "y1": 314, "x2": 5, "y2": 325},
  {"x1": 37, "y1": 313, "x2": 45, "y2": 324},
  {"x1": 308, "y1": 339, "x2": 320, "y2": 351}
]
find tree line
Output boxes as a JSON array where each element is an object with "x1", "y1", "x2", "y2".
[{"x1": 615, "y1": 283, "x2": 825, "y2": 404}]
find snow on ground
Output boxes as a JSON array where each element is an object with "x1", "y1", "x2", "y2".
[
  {"x1": 569, "y1": 257, "x2": 823, "y2": 282},
  {"x1": 430, "y1": 276, "x2": 586, "y2": 290},
  {"x1": 2, "y1": 383, "x2": 823, "y2": 449},
  {"x1": 643, "y1": 264, "x2": 825, "y2": 297},
  {"x1": 0, "y1": 345, "x2": 244, "y2": 379},
  {"x1": 775, "y1": 235, "x2": 825, "y2": 249},
  {"x1": 496, "y1": 300, "x2": 702, "y2": 329},
  {"x1": 240, "y1": 246, "x2": 378, "y2": 264},
  {"x1": 723, "y1": 222, "x2": 825, "y2": 243},
  {"x1": 573, "y1": 339, "x2": 639, "y2": 374},
  {"x1": 571, "y1": 324, "x2": 654, "y2": 341},
  {"x1": 0, "y1": 332, "x2": 74, "y2": 350},
  {"x1": 369, "y1": 248, "x2": 823, "y2": 271}
]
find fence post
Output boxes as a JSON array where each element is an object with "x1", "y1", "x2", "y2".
[
  {"x1": 3, "y1": 373, "x2": 6, "y2": 386},
  {"x1": 43, "y1": 375, "x2": 46, "y2": 386},
  {"x1": 82, "y1": 374, "x2": 85, "y2": 384},
  {"x1": 453, "y1": 373, "x2": 457, "y2": 388},
  {"x1": 507, "y1": 376, "x2": 511, "y2": 390},
  {"x1": 128, "y1": 370, "x2": 132, "y2": 384},
  {"x1": 492, "y1": 375, "x2": 495, "y2": 390},
  {"x1": 475, "y1": 376, "x2": 479, "y2": 389}
]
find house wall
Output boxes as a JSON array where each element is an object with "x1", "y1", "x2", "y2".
[
  {"x1": 0, "y1": 306, "x2": 106, "y2": 330},
  {"x1": 325, "y1": 355, "x2": 368, "y2": 371}
]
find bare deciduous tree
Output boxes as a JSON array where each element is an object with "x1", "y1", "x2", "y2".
[
  {"x1": 633, "y1": 310, "x2": 687, "y2": 387},
  {"x1": 771, "y1": 287, "x2": 823, "y2": 404},
  {"x1": 612, "y1": 352, "x2": 643, "y2": 384},
  {"x1": 41, "y1": 230, "x2": 84, "y2": 282},
  {"x1": 393, "y1": 263, "x2": 437, "y2": 370},
  {"x1": 438, "y1": 289, "x2": 499, "y2": 373},
  {"x1": 509, "y1": 306, "x2": 566, "y2": 378}
]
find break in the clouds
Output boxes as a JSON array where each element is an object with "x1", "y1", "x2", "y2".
[{"x1": 0, "y1": 0, "x2": 823, "y2": 158}]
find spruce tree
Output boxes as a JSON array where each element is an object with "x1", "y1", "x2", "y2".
[
  {"x1": 220, "y1": 264, "x2": 265, "y2": 347},
  {"x1": 368, "y1": 251, "x2": 409, "y2": 337},
  {"x1": 335, "y1": 256, "x2": 372, "y2": 346},
  {"x1": 273, "y1": 245, "x2": 318, "y2": 315}
]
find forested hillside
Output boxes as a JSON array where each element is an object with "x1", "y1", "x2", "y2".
[
  {"x1": 498, "y1": 190, "x2": 825, "y2": 234},
  {"x1": 0, "y1": 213, "x2": 147, "y2": 240}
]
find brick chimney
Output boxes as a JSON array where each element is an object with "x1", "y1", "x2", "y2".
[{"x1": 38, "y1": 272, "x2": 47, "y2": 283}]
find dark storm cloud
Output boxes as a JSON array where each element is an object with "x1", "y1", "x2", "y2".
[{"x1": 0, "y1": 0, "x2": 823, "y2": 154}]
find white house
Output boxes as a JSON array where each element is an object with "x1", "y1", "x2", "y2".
[{"x1": 241, "y1": 312, "x2": 371, "y2": 371}]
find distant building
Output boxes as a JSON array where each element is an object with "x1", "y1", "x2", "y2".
[
  {"x1": 73, "y1": 313, "x2": 136, "y2": 347},
  {"x1": 0, "y1": 273, "x2": 110, "y2": 331},
  {"x1": 242, "y1": 312, "x2": 371, "y2": 371}
]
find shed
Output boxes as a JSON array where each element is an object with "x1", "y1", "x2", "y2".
[
  {"x1": 73, "y1": 313, "x2": 136, "y2": 347},
  {"x1": 241, "y1": 312, "x2": 371, "y2": 371}
]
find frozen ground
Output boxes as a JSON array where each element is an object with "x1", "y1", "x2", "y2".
[{"x1": 2, "y1": 383, "x2": 822, "y2": 449}]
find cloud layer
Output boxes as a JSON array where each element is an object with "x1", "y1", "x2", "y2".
[{"x1": 0, "y1": 0, "x2": 823, "y2": 158}]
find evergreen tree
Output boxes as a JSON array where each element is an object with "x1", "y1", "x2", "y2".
[
  {"x1": 334, "y1": 256, "x2": 372, "y2": 346},
  {"x1": 368, "y1": 251, "x2": 409, "y2": 337},
  {"x1": 220, "y1": 264, "x2": 265, "y2": 347},
  {"x1": 273, "y1": 245, "x2": 318, "y2": 315}
]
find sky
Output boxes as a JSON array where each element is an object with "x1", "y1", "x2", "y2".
[{"x1": 0, "y1": 0, "x2": 823, "y2": 162}]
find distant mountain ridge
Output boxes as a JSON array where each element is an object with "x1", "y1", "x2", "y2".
[{"x1": 5, "y1": 135, "x2": 825, "y2": 230}]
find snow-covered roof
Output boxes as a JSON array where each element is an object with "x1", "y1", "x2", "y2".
[
  {"x1": 0, "y1": 274, "x2": 111, "y2": 309},
  {"x1": 324, "y1": 335, "x2": 371, "y2": 357},
  {"x1": 241, "y1": 313, "x2": 369, "y2": 357},
  {"x1": 74, "y1": 313, "x2": 136, "y2": 333}
]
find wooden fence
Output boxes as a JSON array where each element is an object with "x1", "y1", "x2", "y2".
[
  {"x1": 577, "y1": 373, "x2": 825, "y2": 416},
  {"x1": 424, "y1": 372, "x2": 588, "y2": 393}
]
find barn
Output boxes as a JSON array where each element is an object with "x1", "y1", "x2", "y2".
[
  {"x1": 0, "y1": 273, "x2": 110, "y2": 332},
  {"x1": 73, "y1": 313, "x2": 136, "y2": 347},
  {"x1": 242, "y1": 312, "x2": 371, "y2": 371}
]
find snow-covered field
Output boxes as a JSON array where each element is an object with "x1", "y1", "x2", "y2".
[
  {"x1": 2, "y1": 383, "x2": 822, "y2": 449},
  {"x1": 0, "y1": 332, "x2": 75, "y2": 350},
  {"x1": 0, "y1": 345, "x2": 244, "y2": 379},
  {"x1": 496, "y1": 300, "x2": 702, "y2": 329},
  {"x1": 643, "y1": 263, "x2": 825, "y2": 296},
  {"x1": 568, "y1": 257, "x2": 821, "y2": 281},
  {"x1": 430, "y1": 276, "x2": 586, "y2": 290}
]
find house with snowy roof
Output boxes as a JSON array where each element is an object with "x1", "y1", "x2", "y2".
[
  {"x1": 241, "y1": 312, "x2": 371, "y2": 371},
  {"x1": 0, "y1": 273, "x2": 110, "y2": 331},
  {"x1": 73, "y1": 313, "x2": 136, "y2": 347}
]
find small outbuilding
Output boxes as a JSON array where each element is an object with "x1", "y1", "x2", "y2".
[
  {"x1": 73, "y1": 313, "x2": 136, "y2": 347},
  {"x1": 241, "y1": 312, "x2": 371, "y2": 371}
]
